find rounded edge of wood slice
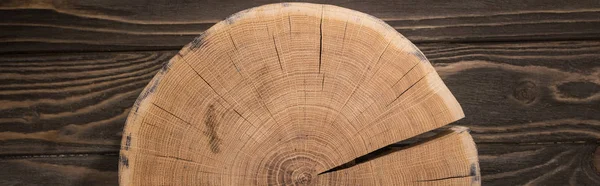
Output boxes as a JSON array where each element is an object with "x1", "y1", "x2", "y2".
[{"x1": 119, "y1": 2, "x2": 473, "y2": 185}]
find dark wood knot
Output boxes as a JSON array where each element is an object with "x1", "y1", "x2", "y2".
[{"x1": 513, "y1": 80, "x2": 537, "y2": 104}]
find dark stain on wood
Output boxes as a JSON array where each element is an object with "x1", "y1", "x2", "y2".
[
  {"x1": 470, "y1": 163, "x2": 480, "y2": 182},
  {"x1": 226, "y1": 7, "x2": 254, "y2": 25},
  {"x1": 160, "y1": 59, "x2": 172, "y2": 73},
  {"x1": 414, "y1": 51, "x2": 428, "y2": 63},
  {"x1": 410, "y1": 44, "x2": 429, "y2": 63},
  {"x1": 135, "y1": 57, "x2": 174, "y2": 111},
  {"x1": 189, "y1": 34, "x2": 207, "y2": 51},
  {"x1": 125, "y1": 133, "x2": 131, "y2": 151},
  {"x1": 119, "y1": 154, "x2": 129, "y2": 168},
  {"x1": 136, "y1": 78, "x2": 159, "y2": 105},
  {"x1": 203, "y1": 105, "x2": 222, "y2": 153}
]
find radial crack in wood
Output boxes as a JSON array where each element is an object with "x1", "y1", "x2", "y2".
[
  {"x1": 119, "y1": 3, "x2": 470, "y2": 185},
  {"x1": 314, "y1": 127, "x2": 480, "y2": 185}
]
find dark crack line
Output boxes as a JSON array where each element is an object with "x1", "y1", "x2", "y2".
[
  {"x1": 391, "y1": 61, "x2": 420, "y2": 88},
  {"x1": 318, "y1": 6, "x2": 323, "y2": 73},
  {"x1": 272, "y1": 35, "x2": 283, "y2": 71},
  {"x1": 416, "y1": 175, "x2": 473, "y2": 182},
  {"x1": 318, "y1": 128, "x2": 457, "y2": 175},
  {"x1": 386, "y1": 71, "x2": 432, "y2": 107},
  {"x1": 182, "y1": 59, "x2": 218, "y2": 96},
  {"x1": 228, "y1": 32, "x2": 238, "y2": 50},
  {"x1": 151, "y1": 102, "x2": 202, "y2": 130},
  {"x1": 152, "y1": 154, "x2": 197, "y2": 164}
]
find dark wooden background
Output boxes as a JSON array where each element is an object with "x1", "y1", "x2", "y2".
[{"x1": 1, "y1": 0, "x2": 600, "y2": 185}]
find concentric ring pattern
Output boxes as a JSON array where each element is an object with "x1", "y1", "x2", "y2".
[{"x1": 119, "y1": 3, "x2": 477, "y2": 186}]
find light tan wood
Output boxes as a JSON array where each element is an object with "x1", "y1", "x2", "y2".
[
  {"x1": 119, "y1": 3, "x2": 474, "y2": 185},
  {"x1": 316, "y1": 126, "x2": 480, "y2": 185}
]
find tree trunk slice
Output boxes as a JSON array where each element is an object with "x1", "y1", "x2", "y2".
[{"x1": 119, "y1": 3, "x2": 476, "y2": 185}]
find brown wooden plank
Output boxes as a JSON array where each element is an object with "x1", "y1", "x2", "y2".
[
  {"x1": 0, "y1": 51, "x2": 175, "y2": 155},
  {"x1": 422, "y1": 41, "x2": 600, "y2": 143},
  {"x1": 1, "y1": 41, "x2": 599, "y2": 154},
  {"x1": 0, "y1": 154, "x2": 118, "y2": 186},
  {"x1": 479, "y1": 144, "x2": 600, "y2": 186},
  {"x1": 2, "y1": 0, "x2": 600, "y2": 53},
  {"x1": 1, "y1": 144, "x2": 597, "y2": 186}
]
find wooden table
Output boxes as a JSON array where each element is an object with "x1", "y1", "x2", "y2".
[{"x1": 1, "y1": 0, "x2": 599, "y2": 185}]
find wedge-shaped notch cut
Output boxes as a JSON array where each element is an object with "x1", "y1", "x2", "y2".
[
  {"x1": 119, "y1": 2, "x2": 476, "y2": 185},
  {"x1": 317, "y1": 126, "x2": 480, "y2": 185}
]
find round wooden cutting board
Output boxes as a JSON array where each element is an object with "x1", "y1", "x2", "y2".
[{"x1": 119, "y1": 3, "x2": 480, "y2": 185}]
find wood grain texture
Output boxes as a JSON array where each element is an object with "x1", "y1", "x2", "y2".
[
  {"x1": 1, "y1": 1, "x2": 599, "y2": 185},
  {"x1": 1, "y1": 40, "x2": 598, "y2": 185},
  {"x1": 422, "y1": 41, "x2": 600, "y2": 143},
  {"x1": 118, "y1": 4, "x2": 468, "y2": 184},
  {"x1": 0, "y1": 154, "x2": 118, "y2": 186},
  {"x1": 0, "y1": 51, "x2": 175, "y2": 155},
  {"x1": 479, "y1": 144, "x2": 600, "y2": 186},
  {"x1": 2, "y1": 0, "x2": 600, "y2": 53},
  {"x1": 2, "y1": 41, "x2": 598, "y2": 155},
  {"x1": 1, "y1": 144, "x2": 597, "y2": 185}
]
